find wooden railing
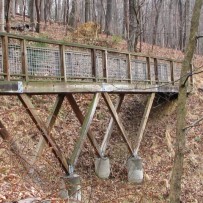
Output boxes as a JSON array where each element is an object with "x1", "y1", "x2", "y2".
[{"x1": 0, "y1": 32, "x2": 190, "y2": 94}]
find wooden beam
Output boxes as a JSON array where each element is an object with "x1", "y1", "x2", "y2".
[
  {"x1": 69, "y1": 93, "x2": 100, "y2": 167},
  {"x1": 100, "y1": 94, "x2": 124, "y2": 155},
  {"x1": 31, "y1": 94, "x2": 65, "y2": 164},
  {"x1": 154, "y1": 58, "x2": 159, "y2": 84},
  {"x1": 102, "y1": 93, "x2": 134, "y2": 155},
  {"x1": 170, "y1": 61, "x2": 174, "y2": 85},
  {"x1": 102, "y1": 50, "x2": 108, "y2": 82},
  {"x1": 18, "y1": 94, "x2": 69, "y2": 173},
  {"x1": 134, "y1": 93, "x2": 155, "y2": 155},
  {"x1": 127, "y1": 54, "x2": 132, "y2": 84},
  {"x1": 91, "y1": 49, "x2": 97, "y2": 82},
  {"x1": 20, "y1": 39, "x2": 28, "y2": 81},
  {"x1": 146, "y1": 57, "x2": 151, "y2": 84},
  {"x1": 59, "y1": 45, "x2": 67, "y2": 82},
  {"x1": 66, "y1": 94, "x2": 102, "y2": 157}
]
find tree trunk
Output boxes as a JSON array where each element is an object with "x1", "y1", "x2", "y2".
[
  {"x1": 169, "y1": 0, "x2": 203, "y2": 202},
  {"x1": 0, "y1": 0, "x2": 5, "y2": 32},
  {"x1": 105, "y1": 0, "x2": 113, "y2": 35},
  {"x1": 85, "y1": 0, "x2": 90, "y2": 22},
  {"x1": 35, "y1": 0, "x2": 41, "y2": 33},
  {"x1": 5, "y1": 0, "x2": 11, "y2": 33},
  {"x1": 178, "y1": 0, "x2": 183, "y2": 50},
  {"x1": 29, "y1": 0, "x2": 35, "y2": 31},
  {"x1": 68, "y1": 0, "x2": 77, "y2": 28}
]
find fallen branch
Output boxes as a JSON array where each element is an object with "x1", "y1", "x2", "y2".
[{"x1": 184, "y1": 115, "x2": 203, "y2": 130}]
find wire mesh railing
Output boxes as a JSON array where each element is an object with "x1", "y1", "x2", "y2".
[{"x1": 0, "y1": 33, "x2": 185, "y2": 89}]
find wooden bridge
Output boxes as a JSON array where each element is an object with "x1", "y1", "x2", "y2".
[{"x1": 0, "y1": 32, "x2": 192, "y2": 188}]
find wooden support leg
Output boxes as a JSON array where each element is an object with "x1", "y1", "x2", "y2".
[
  {"x1": 100, "y1": 94, "x2": 124, "y2": 155},
  {"x1": 133, "y1": 93, "x2": 155, "y2": 155},
  {"x1": 69, "y1": 93, "x2": 100, "y2": 168},
  {"x1": 31, "y1": 94, "x2": 65, "y2": 164},
  {"x1": 18, "y1": 94, "x2": 69, "y2": 174},
  {"x1": 102, "y1": 93, "x2": 134, "y2": 155},
  {"x1": 66, "y1": 94, "x2": 102, "y2": 157}
]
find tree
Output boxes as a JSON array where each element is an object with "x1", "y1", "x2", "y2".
[
  {"x1": 0, "y1": 0, "x2": 5, "y2": 32},
  {"x1": 169, "y1": 0, "x2": 203, "y2": 202},
  {"x1": 104, "y1": 0, "x2": 113, "y2": 35},
  {"x1": 85, "y1": 0, "x2": 90, "y2": 22},
  {"x1": 35, "y1": 0, "x2": 41, "y2": 33}
]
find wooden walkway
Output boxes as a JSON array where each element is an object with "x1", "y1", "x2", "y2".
[
  {"x1": 0, "y1": 32, "x2": 191, "y2": 94},
  {"x1": 0, "y1": 32, "x2": 192, "y2": 178}
]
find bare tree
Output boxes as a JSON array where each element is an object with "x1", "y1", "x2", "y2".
[
  {"x1": 0, "y1": 0, "x2": 5, "y2": 32},
  {"x1": 169, "y1": 0, "x2": 203, "y2": 202}
]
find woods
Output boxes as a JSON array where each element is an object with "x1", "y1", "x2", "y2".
[{"x1": 0, "y1": 0, "x2": 203, "y2": 53}]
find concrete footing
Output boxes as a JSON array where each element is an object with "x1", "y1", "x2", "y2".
[
  {"x1": 63, "y1": 174, "x2": 81, "y2": 201},
  {"x1": 127, "y1": 156, "x2": 143, "y2": 184},
  {"x1": 95, "y1": 157, "x2": 110, "y2": 179}
]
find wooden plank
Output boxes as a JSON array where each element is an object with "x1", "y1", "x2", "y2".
[
  {"x1": 69, "y1": 93, "x2": 100, "y2": 167},
  {"x1": 31, "y1": 94, "x2": 65, "y2": 164},
  {"x1": 100, "y1": 94, "x2": 124, "y2": 155},
  {"x1": 20, "y1": 39, "x2": 29, "y2": 81},
  {"x1": 1, "y1": 36, "x2": 10, "y2": 81},
  {"x1": 102, "y1": 93, "x2": 134, "y2": 155},
  {"x1": 102, "y1": 50, "x2": 108, "y2": 82},
  {"x1": 91, "y1": 49, "x2": 97, "y2": 82},
  {"x1": 170, "y1": 61, "x2": 174, "y2": 85},
  {"x1": 146, "y1": 57, "x2": 151, "y2": 84},
  {"x1": 66, "y1": 94, "x2": 102, "y2": 157},
  {"x1": 154, "y1": 58, "x2": 159, "y2": 84},
  {"x1": 18, "y1": 94, "x2": 69, "y2": 173},
  {"x1": 127, "y1": 54, "x2": 132, "y2": 84},
  {"x1": 59, "y1": 45, "x2": 67, "y2": 82},
  {"x1": 134, "y1": 93, "x2": 155, "y2": 154}
]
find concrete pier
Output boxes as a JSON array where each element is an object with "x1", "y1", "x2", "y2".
[{"x1": 95, "y1": 157, "x2": 111, "y2": 179}]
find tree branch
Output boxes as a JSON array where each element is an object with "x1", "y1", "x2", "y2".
[{"x1": 184, "y1": 116, "x2": 203, "y2": 130}]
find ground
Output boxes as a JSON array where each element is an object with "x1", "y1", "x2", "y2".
[{"x1": 0, "y1": 19, "x2": 203, "y2": 202}]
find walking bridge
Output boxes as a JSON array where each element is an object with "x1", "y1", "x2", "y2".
[{"x1": 0, "y1": 33, "x2": 192, "y2": 194}]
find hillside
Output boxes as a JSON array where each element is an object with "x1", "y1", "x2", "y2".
[{"x1": 0, "y1": 22, "x2": 203, "y2": 203}]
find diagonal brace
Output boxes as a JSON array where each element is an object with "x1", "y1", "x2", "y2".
[
  {"x1": 66, "y1": 94, "x2": 102, "y2": 157},
  {"x1": 18, "y1": 94, "x2": 69, "y2": 173},
  {"x1": 31, "y1": 94, "x2": 65, "y2": 164},
  {"x1": 69, "y1": 93, "x2": 100, "y2": 168},
  {"x1": 100, "y1": 94, "x2": 125, "y2": 155},
  {"x1": 134, "y1": 93, "x2": 155, "y2": 155},
  {"x1": 102, "y1": 93, "x2": 134, "y2": 155}
]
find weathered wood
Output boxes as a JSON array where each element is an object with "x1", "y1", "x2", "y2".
[
  {"x1": 146, "y1": 57, "x2": 151, "y2": 84},
  {"x1": 154, "y1": 58, "x2": 158, "y2": 83},
  {"x1": 18, "y1": 94, "x2": 69, "y2": 173},
  {"x1": 91, "y1": 49, "x2": 97, "y2": 81},
  {"x1": 20, "y1": 39, "x2": 28, "y2": 81},
  {"x1": 100, "y1": 94, "x2": 125, "y2": 155},
  {"x1": 127, "y1": 54, "x2": 132, "y2": 83},
  {"x1": 170, "y1": 61, "x2": 174, "y2": 85},
  {"x1": 31, "y1": 94, "x2": 65, "y2": 164},
  {"x1": 59, "y1": 45, "x2": 67, "y2": 82},
  {"x1": 66, "y1": 94, "x2": 102, "y2": 157},
  {"x1": 69, "y1": 93, "x2": 100, "y2": 167},
  {"x1": 102, "y1": 50, "x2": 108, "y2": 82},
  {"x1": 134, "y1": 93, "x2": 155, "y2": 154},
  {"x1": 1, "y1": 36, "x2": 10, "y2": 81},
  {"x1": 102, "y1": 93, "x2": 134, "y2": 155}
]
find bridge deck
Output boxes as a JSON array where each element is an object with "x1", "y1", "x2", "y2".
[{"x1": 0, "y1": 32, "x2": 188, "y2": 94}]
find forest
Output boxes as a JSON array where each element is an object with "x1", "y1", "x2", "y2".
[{"x1": 0, "y1": 0, "x2": 203, "y2": 203}]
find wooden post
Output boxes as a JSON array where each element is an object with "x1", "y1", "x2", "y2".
[
  {"x1": 59, "y1": 45, "x2": 67, "y2": 82},
  {"x1": 102, "y1": 93, "x2": 134, "y2": 155},
  {"x1": 31, "y1": 94, "x2": 65, "y2": 164},
  {"x1": 154, "y1": 58, "x2": 158, "y2": 84},
  {"x1": 18, "y1": 94, "x2": 69, "y2": 173},
  {"x1": 100, "y1": 94, "x2": 124, "y2": 155},
  {"x1": 134, "y1": 93, "x2": 155, "y2": 155},
  {"x1": 170, "y1": 61, "x2": 174, "y2": 85},
  {"x1": 69, "y1": 93, "x2": 100, "y2": 167},
  {"x1": 1, "y1": 36, "x2": 10, "y2": 81},
  {"x1": 146, "y1": 57, "x2": 151, "y2": 84},
  {"x1": 66, "y1": 94, "x2": 102, "y2": 157},
  {"x1": 127, "y1": 54, "x2": 132, "y2": 83},
  {"x1": 102, "y1": 50, "x2": 108, "y2": 82},
  {"x1": 20, "y1": 39, "x2": 28, "y2": 81},
  {"x1": 91, "y1": 49, "x2": 97, "y2": 82}
]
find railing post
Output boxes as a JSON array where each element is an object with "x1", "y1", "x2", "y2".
[
  {"x1": 127, "y1": 54, "x2": 132, "y2": 83},
  {"x1": 91, "y1": 49, "x2": 97, "y2": 82},
  {"x1": 1, "y1": 36, "x2": 10, "y2": 81},
  {"x1": 20, "y1": 39, "x2": 28, "y2": 81},
  {"x1": 59, "y1": 45, "x2": 66, "y2": 82},
  {"x1": 102, "y1": 50, "x2": 108, "y2": 83},
  {"x1": 154, "y1": 58, "x2": 158, "y2": 84},
  {"x1": 170, "y1": 60, "x2": 174, "y2": 85},
  {"x1": 146, "y1": 57, "x2": 151, "y2": 84}
]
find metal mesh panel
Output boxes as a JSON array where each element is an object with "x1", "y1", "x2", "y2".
[
  {"x1": 96, "y1": 55, "x2": 103, "y2": 79},
  {"x1": 107, "y1": 57, "x2": 128, "y2": 81},
  {"x1": 158, "y1": 64, "x2": 169, "y2": 82},
  {"x1": 174, "y1": 64, "x2": 181, "y2": 82},
  {"x1": 65, "y1": 51, "x2": 92, "y2": 80},
  {"x1": 27, "y1": 47, "x2": 60, "y2": 78},
  {"x1": 131, "y1": 60, "x2": 147, "y2": 81},
  {"x1": 8, "y1": 44, "x2": 22, "y2": 75}
]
